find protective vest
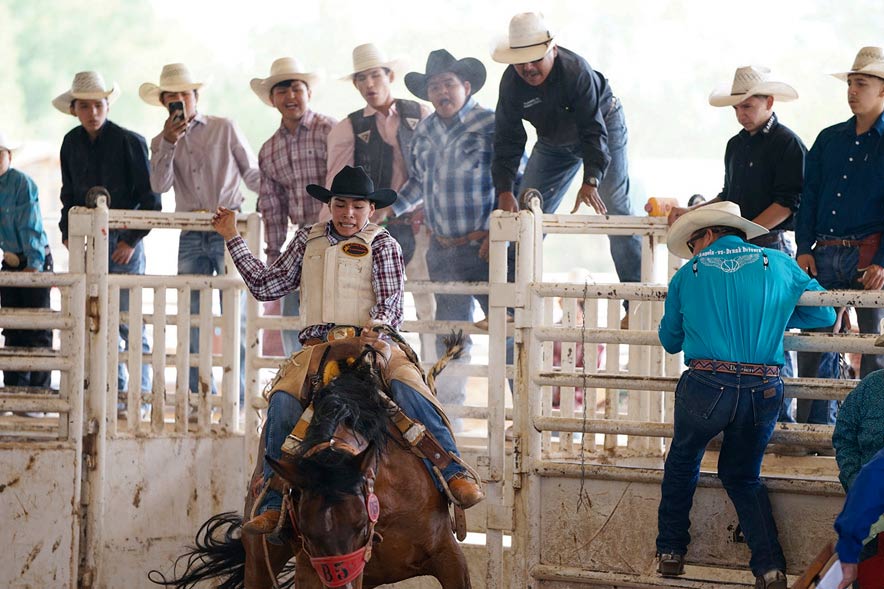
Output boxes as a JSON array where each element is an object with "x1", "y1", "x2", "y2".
[
  {"x1": 300, "y1": 223, "x2": 384, "y2": 328},
  {"x1": 348, "y1": 99, "x2": 422, "y2": 189}
]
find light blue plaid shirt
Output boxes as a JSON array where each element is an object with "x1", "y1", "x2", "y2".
[{"x1": 395, "y1": 98, "x2": 496, "y2": 237}]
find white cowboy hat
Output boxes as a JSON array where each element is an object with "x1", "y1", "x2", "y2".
[
  {"x1": 491, "y1": 12, "x2": 555, "y2": 65},
  {"x1": 139, "y1": 63, "x2": 205, "y2": 107},
  {"x1": 667, "y1": 201, "x2": 768, "y2": 259},
  {"x1": 832, "y1": 46, "x2": 884, "y2": 81},
  {"x1": 708, "y1": 65, "x2": 798, "y2": 107},
  {"x1": 52, "y1": 71, "x2": 121, "y2": 115},
  {"x1": 340, "y1": 43, "x2": 404, "y2": 80},
  {"x1": 0, "y1": 131, "x2": 21, "y2": 152},
  {"x1": 250, "y1": 57, "x2": 322, "y2": 106}
]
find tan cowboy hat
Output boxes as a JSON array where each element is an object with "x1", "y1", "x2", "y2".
[
  {"x1": 667, "y1": 201, "x2": 768, "y2": 259},
  {"x1": 491, "y1": 12, "x2": 555, "y2": 65},
  {"x1": 52, "y1": 71, "x2": 121, "y2": 115},
  {"x1": 139, "y1": 63, "x2": 205, "y2": 107},
  {"x1": 250, "y1": 57, "x2": 322, "y2": 106},
  {"x1": 340, "y1": 43, "x2": 405, "y2": 80},
  {"x1": 708, "y1": 66, "x2": 798, "y2": 107},
  {"x1": 0, "y1": 131, "x2": 21, "y2": 152},
  {"x1": 832, "y1": 46, "x2": 884, "y2": 81}
]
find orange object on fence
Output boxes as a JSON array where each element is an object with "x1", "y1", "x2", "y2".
[{"x1": 644, "y1": 197, "x2": 679, "y2": 216}]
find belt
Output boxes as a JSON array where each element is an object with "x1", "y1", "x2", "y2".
[
  {"x1": 433, "y1": 230, "x2": 488, "y2": 248},
  {"x1": 815, "y1": 234, "x2": 880, "y2": 248},
  {"x1": 689, "y1": 359, "x2": 779, "y2": 377},
  {"x1": 749, "y1": 230, "x2": 785, "y2": 247}
]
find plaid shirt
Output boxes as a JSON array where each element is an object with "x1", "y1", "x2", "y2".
[
  {"x1": 396, "y1": 99, "x2": 496, "y2": 237},
  {"x1": 226, "y1": 222, "x2": 404, "y2": 343},
  {"x1": 257, "y1": 110, "x2": 337, "y2": 261}
]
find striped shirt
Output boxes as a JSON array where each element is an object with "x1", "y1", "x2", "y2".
[
  {"x1": 225, "y1": 222, "x2": 404, "y2": 343},
  {"x1": 258, "y1": 110, "x2": 337, "y2": 261},
  {"x1": 395, "y1": 98, "x2": 496, "y2": 236}
]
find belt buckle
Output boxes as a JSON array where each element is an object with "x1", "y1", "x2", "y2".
[{"x1": 328, "y1": 326, "x2": 358, "y2": 341}]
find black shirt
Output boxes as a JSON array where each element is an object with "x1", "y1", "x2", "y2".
[
  {"x1": 492, "y1": 46, "x2": 614, "y2": 195},
  {"x1": 718, "y1": 113, "x2": 806, "y2": 231},
  {"x1": 59, "y1": 120, "x2": 161, "y2": 244}
]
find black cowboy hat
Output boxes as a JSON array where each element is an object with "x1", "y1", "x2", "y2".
[
  {"x1": 306, "y1": 165, "x2": 398, "y2": 208},
  {"x1": 404, "y1": 49, "x2": 486, "y2": 101}
]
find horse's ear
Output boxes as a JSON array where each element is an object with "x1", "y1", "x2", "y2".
[{"x1": 266, "y1": 454, "x2": 299, "y2": 486}]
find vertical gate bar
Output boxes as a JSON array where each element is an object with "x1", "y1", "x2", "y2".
[
  {"x1": 584, "y1": 298, "x2": 599, "y2": 451},
  {"x1": 541, "y1": 298, "x2": 553, "y2": 455},
  {"x1": 176, "y1": 287, "x2": 191, "y2": 433},
  {"x1": 604, "y1": 301, "x2": 620, "y2": 451},
  {"x1": 198, "y1": 288, "x2": 213, "y2": 433},
  {"x1": 107, "y1": 286, "x2": 121, "y2": 434},
  {"x1": 83, "y1": 200, "x2": 109, "y2": 588},
  {"x1": 129, "y1": 287, "x2": 145, "y2": 430},
  {"x1": 243, "y1": 213, "x2": 262, "y2": 483},
  {"x1": 151, "y1": 287, "x2": 167, "y2": 434},
  {"x1": 220, "y1": 286, "x2": 240, "y2": 432},
  {"x1": 485, "y1": 210, "x2": 509, "y2": 589},
  {"x1": 66, "y1": 276, "x2": 87, "y2": 587},
  {"x1": 560, "y1": 297, "x2": 577, "y2": 456}
]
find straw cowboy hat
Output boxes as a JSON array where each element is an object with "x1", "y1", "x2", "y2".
[
  {"x1": 250, "y1": 57, "x2": 322, "y2": 106},
  {"x1": 52, "y1": 71, "x2": 121, "y2": 115},
  {"x1": 708, "y1": 66, "x2": 798, "y2": 107},
  {"x1": 139, "y1": 63, "x2": 205, "y2": 107},
  {"x1": 340, "y1": 43, "x2": 405, "y2": 80},
  {"x1": 832, "y1": 46, "x2": 884, "y2": 81},
  {"x1": 307, "y1": 165, "x2": 397, "y2": 208},
  {"x1": 667, "y1": 201, "x2": 768, "y2": 259},
  {"x1": 405, "y1": 49, "x2": 487, "y2": 100},
  {"x1": 491, "y1": 12, "x2": 555, "y2": 64},
  {"x1": 0, "y1": 131, "x2": 21, "y2": 152}
]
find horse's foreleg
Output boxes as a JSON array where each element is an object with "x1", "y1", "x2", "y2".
[
  {"x1": 243, "y1": 534, "x2": 296, "y2": 589},
  {"x1": 429, "y1": 539, "x2": 472, "y2": 589}
]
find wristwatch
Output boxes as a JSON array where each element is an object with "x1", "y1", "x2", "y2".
[{"x1": 586, "y1": 176, "x2": 599, "y2": 187}]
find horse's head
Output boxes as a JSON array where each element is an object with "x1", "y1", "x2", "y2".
[{"x1": 268, "y1": 360, "x2": 390, "y2": 588}]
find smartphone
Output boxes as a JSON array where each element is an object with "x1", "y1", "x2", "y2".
[{"x1": 169, "y1": 101, "x2": 185, "y2": 123}]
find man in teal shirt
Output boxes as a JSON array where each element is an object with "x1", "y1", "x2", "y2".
[{"x1": 656, "y1": 202, "x2": 835, "y2": 589}]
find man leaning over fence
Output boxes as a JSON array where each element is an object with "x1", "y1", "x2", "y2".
[
  {"x1": 0, "y1": 132, "x2": 53, "y2": 392},
  {"x1": 655, "y1": 202, "x2": 835, "y2": 589},
  {"x1": 54, "y1": 71, "x2": 161, "y2": 402}
]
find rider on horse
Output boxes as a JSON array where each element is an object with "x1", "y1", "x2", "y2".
[{"x1": 211, "y1": 164, "x2": 484, "y2": 538}]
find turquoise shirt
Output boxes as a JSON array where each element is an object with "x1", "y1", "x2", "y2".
[
  {"x1": 659, "y1": 235, "x2": 835, "y2": 366},
  {"x1": 0, "y1": 167, "x2": 49, "y2": 269}
]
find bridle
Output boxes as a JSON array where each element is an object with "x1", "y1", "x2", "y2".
[{"x1": 286, "y1": 456, "x2": 382, "y2": 588}]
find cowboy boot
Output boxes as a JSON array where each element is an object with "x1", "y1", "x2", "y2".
[
  {"x1": 243, "y1": 509, "x2": 281, "y2": 535},
  {"x1": 657, "y1": 553, "x2": 685, "y2": 576},
  {"x1": 448, "y1": 473, "x2": 485, "y2": 509},
  {"x1": 755, "y1": 569, "x2": 786, "y2": 589}
]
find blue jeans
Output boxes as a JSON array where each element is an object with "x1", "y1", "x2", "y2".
[
  {"x1": 259, "y1": 378, "x2": 463, "y2": 512},
  {"x1": 518, "y1": 100, "x2": 641, "y2": 284},
  {"x1": 177, "y1": 231, "x2": 245, "y2": 401},
  {"x1": 657, "y1": 369, "x2": 786, "y2": 576},
  {"x1": 426, "y1": 237, "x2": 514, "y2": 407},
  {"x1": 281, "y1": 291, "x2": 302, "y2": 357},
  {"x1": 111, "y1": 233, "x2": 151, "y2": 393},
  {"x1": 797, "y1": 242, "x2": 878, "y2": 424}
]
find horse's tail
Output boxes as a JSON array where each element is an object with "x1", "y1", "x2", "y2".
[
  {"x1": 427, "y1": 330, "x2": 466, "y2": 393},
  {"x1": 147, "y1": 512, "x2": 247, "y2": 589}
]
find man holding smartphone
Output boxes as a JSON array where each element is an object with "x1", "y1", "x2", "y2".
[{"x1": 140, "y1": 63, "x2": 260, "y2": 399}]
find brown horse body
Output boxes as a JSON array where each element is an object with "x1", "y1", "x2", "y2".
[{"x1": 154, "y1": 353, "x2": 471, "y2": 589}]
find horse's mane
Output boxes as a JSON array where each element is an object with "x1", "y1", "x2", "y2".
[{"x1": 289, "y1": 355, "x2": 392, "y2": 499}]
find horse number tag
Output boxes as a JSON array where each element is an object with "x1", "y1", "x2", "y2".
[{"x1": 367, "y1": 492, "x2": 380, "y2": 523}]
